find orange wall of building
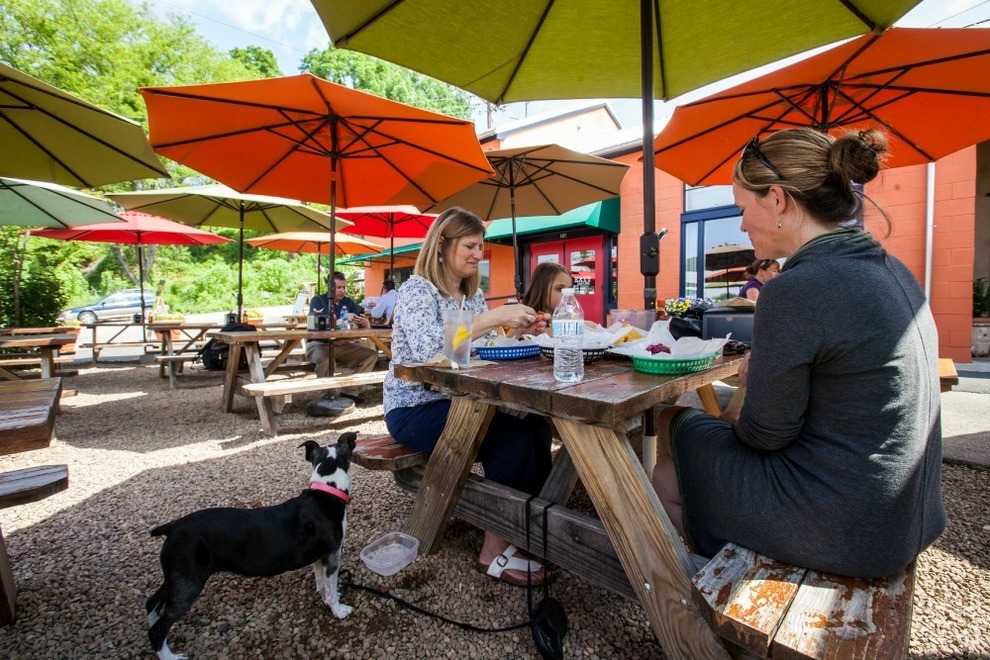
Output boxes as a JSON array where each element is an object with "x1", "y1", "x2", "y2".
[{"x1": 867, "y1": 147, "x2": 976, "y2": 362}]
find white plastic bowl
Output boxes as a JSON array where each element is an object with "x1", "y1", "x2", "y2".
[{"x1": 360, "y1": 532, "x2": 419, "y2": 576}]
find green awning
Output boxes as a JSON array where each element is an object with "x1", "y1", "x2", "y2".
[
  {"x1": 337, "y1": 242, "x2": 421, "y2": 266},
  {"x1": 485, "y1": 198, "x2": 619, "y2": 241}
]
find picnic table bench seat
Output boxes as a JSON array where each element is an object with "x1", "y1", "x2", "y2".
[
  {"x1": 692, "y1": 542, "x2": 915, "y2": 659},
  {"x1": 352, "y1": 434, "x2": 427, "y2": 472},
  {"x1": 0, "y1": 378, "x2": 62, "y2": 454},
  {"x1": 241, "y1": 370, "x2": 386, "y2": 398},
  {"x1": 0, "y1": 464, "x2": 69, "y2": 625},
  {"x1": 80, "y1": 340, "x2": 161, "y2": 363}
]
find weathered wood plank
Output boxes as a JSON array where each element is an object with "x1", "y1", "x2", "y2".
[
  {"x1": 0, "y1": 465, "x2": 69, "y2": 508},
  {"x1": 402, "y1": 398, "x2": 494, "y2": 554},
  {"x1": 242, "y1": 370, "x2": 385, "y2": 397},
  {"x1": 556, "y1": 418, "x2": 730, "y2": 659},
  {"x1": 0, "y1": 526, "x2": 14, "y2": 625},
  {"x1": 692, "y1": 543, "x2": 806, "y2": 656},
  {"x1": 353, "y1": 434, "x2": 427, "y2": 472},
  {"x1": 396, "y1": 466, "x2": 639, "y2": 602},
  {"x1": 771, "y1": 564, "x2": 914, "y2": 660},
  {"x1": 0, "y1": 379, "x2": 61, "y2": 455}
]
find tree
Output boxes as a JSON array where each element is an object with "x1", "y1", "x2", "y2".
[
  {"x1": 230, "y1": 45, "x2": 282, "y2": 78},
  {"x1": 0, "y1": 0, "x2": 273, "y2": 322},
  {"x1": 300, "y1": 47, "x2": 472, "y2": 119}
]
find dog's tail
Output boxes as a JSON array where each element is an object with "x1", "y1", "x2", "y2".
[{"x1": 150, "y1": 522, "x2": 174, "y2": 537}]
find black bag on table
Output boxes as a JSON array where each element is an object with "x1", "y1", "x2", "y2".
[{"x1": 196, "y1": 321, "x2": 255, "y2": 370}]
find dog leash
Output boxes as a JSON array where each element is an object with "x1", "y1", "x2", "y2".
[
  {"x1": 525, "y1": 496, "x2": 567, "y2": 660},
  {"x1": 338, "y1": 570, "x2": 530, "y2": 633}
]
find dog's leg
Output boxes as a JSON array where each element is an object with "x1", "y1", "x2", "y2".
[
  {"x1": 312, "y1": 558, "x2": 327, "y2": 599},
  {"x1": 148, "y1": 566, "x2": 209, "y2": 660},
  {"x1": 320, "y1": 548, "x2": 352, "y2": 619},
  {"x1": 146, "y1": 583, "x2": 167, "y2": 625}
]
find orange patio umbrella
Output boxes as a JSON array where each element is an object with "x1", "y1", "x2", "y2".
[
  {"x1": 139, "y1": 74, "x2": 494, "y2": 276},
  {"x1": 244, "y1": 231, "x2": 384, "y2": 290},
  {"x1": 653, "y1": 28, "x2": 990, "y2": 186}
]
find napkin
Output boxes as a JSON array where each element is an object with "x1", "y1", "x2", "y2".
[
  {"x1": 607, "y1": 319, "x2": 729, "y2": 359},
  {"x1": 421, "y1": 354, "x2": 497, "y2": 369}
]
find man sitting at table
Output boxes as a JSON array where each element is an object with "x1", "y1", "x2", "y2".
[
  {"x1": 361, "y1": 279, "x2": 398, "y2": 326},
  {"x1": 305, "y1": 271, "x2": 379, "y2": 403}
]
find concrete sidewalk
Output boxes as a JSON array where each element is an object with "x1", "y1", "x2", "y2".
[{"x1": 941, "y1": 358, "x2": 990, "y2": 467}]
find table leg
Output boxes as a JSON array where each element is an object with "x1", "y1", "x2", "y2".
[
  {"x1": 39, "y1": 349, "x2": 55, "y2": 380},
  {"x1": 221, "y1": 343, "x2": 242, "y2": 413},
  {"x1": 243, "y1": 343, "x2": 277, "y2": 436},
  {"x1": 402, "y1": 397, "x2": 495, "y2": 554},
  {"x1": 696, "y1": 383, "x2": 722, "y2": 417},
  {"x1": 554, "y1": 418, "x2": 728, "y2": 659}
]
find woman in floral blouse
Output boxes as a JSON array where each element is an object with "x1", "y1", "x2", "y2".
[{"x1": 383, "y1": 207, "x2": 554, "y2": 586}]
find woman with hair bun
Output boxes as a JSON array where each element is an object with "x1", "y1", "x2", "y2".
[{"x1": 652, "y1": 128, "x2": 945, "y2": 578}]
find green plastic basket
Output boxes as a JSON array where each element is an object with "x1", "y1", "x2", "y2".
[{"x1": 631, "y1": 353, "x2": 719, "y2": 375}]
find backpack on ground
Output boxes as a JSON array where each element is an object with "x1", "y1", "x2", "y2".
[{"x1": 196, "y1": 321, "x2": 256, "y2": 370}]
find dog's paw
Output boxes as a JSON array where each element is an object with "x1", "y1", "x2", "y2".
[{"x1": 329, "y1": 602, "x2": 353, "y2": 619}]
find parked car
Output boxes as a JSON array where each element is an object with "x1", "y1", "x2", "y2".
[{"x1": 57, "y1": 289, "x2": 156, "y2": 325}]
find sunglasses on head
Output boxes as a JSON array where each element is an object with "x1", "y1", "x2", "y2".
[{"x1": 743, "y1": 136, "x2": 786, "y2": 181}]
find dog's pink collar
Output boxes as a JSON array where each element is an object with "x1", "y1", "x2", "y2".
[{"x1": 310, "y1": 482, "x2": 350, "y2": 504}]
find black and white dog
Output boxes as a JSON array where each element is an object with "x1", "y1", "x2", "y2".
[{"x1": 145, "y1": 433, "x2": 356, "y2": 659}]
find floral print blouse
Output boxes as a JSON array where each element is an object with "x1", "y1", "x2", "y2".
[{"x1": 383, "y1": 275, "x2": 493, "y2": 414}]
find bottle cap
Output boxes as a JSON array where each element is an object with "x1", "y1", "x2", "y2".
[{"x1": 561, "y1": 288, "x2": 574, "y2": 295}]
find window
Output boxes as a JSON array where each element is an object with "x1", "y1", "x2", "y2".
[{"x1": 681, "y1": 185, "x2": 753, "y2": 302}]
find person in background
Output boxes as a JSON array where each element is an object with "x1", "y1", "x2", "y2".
[
  {"x1": 521, "y1": 261, "x2": 572, "y2": 330},
  {"x1": 361, "y1": 279, "x2": 398, "y2": 325},
  {"x1": 305, "y1": 271, "x2": 379, "y2": 402},
  {"x1": 652, "y1": 128, "x2": 945, "y2": 578},
  {"x1": 383, "y1": 207, "x2": 554, "y2": 586},
  {"x1": 738, "y1": 258, "x2": 780, "y2": 301}
]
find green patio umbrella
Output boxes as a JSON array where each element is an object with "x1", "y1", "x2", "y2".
[
  {"x1": 312, "y1": 0, "x2": 920, "y2": 310},
  {"x1": 0, "y1": 177, "x2": 121, "y2": 228},
  {"x1": 1, "y1": 62, "x2": 168, "y2": 187}
]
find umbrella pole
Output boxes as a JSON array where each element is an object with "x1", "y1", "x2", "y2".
[
  {"x1": 237, "y1": 202, "x2": 245, "y2": 320},
  {"x1": 510, "y1": 187, "x2": 522, "y2": 300},
  {"x1": 640, "y1": 0, "x2": 658, "y2": 442},
  {"x1": 138, "y1": 244, "x2": 147, "y2": 341}
]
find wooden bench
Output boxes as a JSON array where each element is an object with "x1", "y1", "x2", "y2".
[
  {"x1": 241, "y1": 370, "x2": 387, "y2": 399},
  {"x1": 352, "y1": 434, "x2": 427, "y2": 472},
  {"x1": 154, "y1": 354, "x2": 202, "y2": 389},
  {"x1": 0, "y1": 464, "x2": 69, "y2": 625},
  {"x1": 938, "y1": 358, "x2": 958, "y2": 393},
  {"x1": 692, "y1": 543, "x2": 915, "y2": 659},
  {"x1": 0, "y1": 378, "x2": 63, "y2": 454},
  {"x1": 80, "y1": 340, "x2": 161, "y2": 363}
]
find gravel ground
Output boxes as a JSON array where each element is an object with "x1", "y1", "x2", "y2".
[{"x1": 0, "y1": 361, "x2": 986, "y2": 659}]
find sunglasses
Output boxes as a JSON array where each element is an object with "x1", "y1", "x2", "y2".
[{"x1": 743, "y1": 136, "x2": 786, "y2": 181}]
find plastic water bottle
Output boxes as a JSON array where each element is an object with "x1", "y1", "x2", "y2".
[
  {"x1": 552, "y1": 288, "x2": 584, "y2": 383},
  {"x1": 338, "y1": 309, "x2": 351, "y2": 330}
]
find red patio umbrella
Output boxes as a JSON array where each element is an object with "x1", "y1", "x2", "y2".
[
  {"x1": 139, "y1": 74, "x2": 494, "y2": 278},
  {"x1": 336, "y1": 205, "x2": 437, "y2": 275},
  {"x1": 33, "y1": 211, "x2": 231, "y2": 329}
]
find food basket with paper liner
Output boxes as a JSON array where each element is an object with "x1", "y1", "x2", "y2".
[
  {"x1": 608, "y1": 320, "x2": 730, "y2": 374},
  {"x1": 526, "y1": 321, "x2": 624, "y2": 364}
]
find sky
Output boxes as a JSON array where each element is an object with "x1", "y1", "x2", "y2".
[{"x1": 143, "y1": 0, "x2": 990, "y2": 129}]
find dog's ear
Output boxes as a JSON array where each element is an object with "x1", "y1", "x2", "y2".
[
  {"x1": 299, "y1": 440, "x2": 321, "y2": 463},
  {"x1": 338, "y1": 432, "x2": 357, "y2": 451}
]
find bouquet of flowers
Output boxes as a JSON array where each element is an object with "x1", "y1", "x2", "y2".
[{"x1": 663, "y1": 297, "x2": 714, "y2": 319}]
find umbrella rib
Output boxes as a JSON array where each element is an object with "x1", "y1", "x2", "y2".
[
  {"x1": 836, "y1": 0, "x2": 879, "y2": 31},
  {"x1": 494, "y1": 0, "x2": 555, "y2": 105}
]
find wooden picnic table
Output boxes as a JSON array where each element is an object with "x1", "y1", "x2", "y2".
[
  {"x1": 0, "y1": 334, "x2": 78, "y2": 381},
  {"x1": 212, "y1": 328, "x2": 393, "y2": 434},
  {"x1": 393, "y1": 355, "x2": 742, "y2": 658}
]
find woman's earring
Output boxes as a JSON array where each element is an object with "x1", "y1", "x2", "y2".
[
  {"x1": 438, "y1": 254, "x2": 443, "y2": 263},
  {"x1": 776, "y1": 216, "x2": 782, "y2": 230}
]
